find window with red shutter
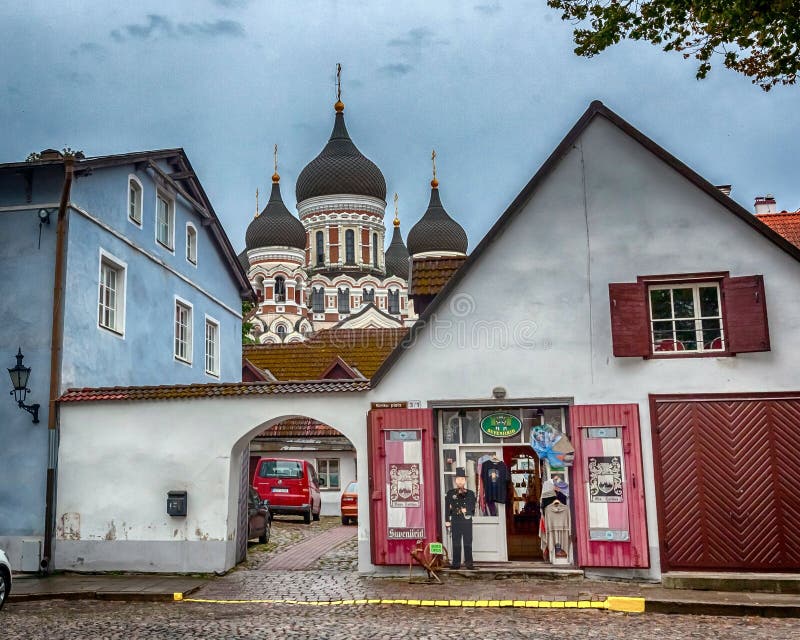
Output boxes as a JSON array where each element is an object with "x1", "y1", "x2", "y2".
[
  {"x1": 608, "y1": 283, "x2": 649, "y2": 357},
  {"x1": 722, "y1": 275, "x2": 770, "y2": 353}
]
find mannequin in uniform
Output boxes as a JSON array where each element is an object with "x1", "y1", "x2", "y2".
[{"x1": 445, "y1": 467, "x2": 477, "y2": 569}]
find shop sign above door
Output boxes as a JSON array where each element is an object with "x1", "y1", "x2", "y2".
[{"x1": 480, "y1": 412, "x2": 522, "y2": 438}]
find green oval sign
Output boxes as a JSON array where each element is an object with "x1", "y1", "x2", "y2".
[{"x1": 480, "y1": 413, "x2": 522, "y2": 438}]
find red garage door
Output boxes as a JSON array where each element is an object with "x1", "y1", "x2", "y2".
[{"x1": 651, "y1": 394, "x2": 800, "y2": 572}]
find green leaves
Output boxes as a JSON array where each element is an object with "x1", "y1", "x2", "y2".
[{"x1": 546, "y1": 1, "x2": 800, "y2": 90}]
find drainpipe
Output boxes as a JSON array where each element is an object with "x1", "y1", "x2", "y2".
[{"x1": 42, "y1": 156, "x2": 74, "y2": 573}]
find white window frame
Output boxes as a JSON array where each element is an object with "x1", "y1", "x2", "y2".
[
  {"x1": 648, "y1": 282, "x2": 725, "y2": 354},
  {"x1": 174, "y1": 296, "x2": 193, "y2": 365},
  {"x1": 316, "y1": 458, "x2": 340, "y2": 491},
  {"x1": 186, "y1": 222, "x2": 198, "y2": 266},
  {"x1": 204, "y1": 314, "x2": 220, "y2": 377},
  {"x1": 97, "y1": 249, "x2": 127, "y2": 338},
  {"x1": 155, "y1": 190, "x2": 175, "y2": 252},
  {"x1": 127, "y1": 175, "x2": 143, "y2": 227}
]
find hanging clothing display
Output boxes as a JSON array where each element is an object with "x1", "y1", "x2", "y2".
[
  {"x1": 481, "y1": 459, "x2": 508, "y2": 504},
  {"x1": 543, "y1": 501, "x2": 572, "y2": 562}
]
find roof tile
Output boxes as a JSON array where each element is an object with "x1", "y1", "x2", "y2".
[
  {"x1": 756, "y1": 212, "x2": 800, "y2": 249},
  {"x1": 409, "y1": 256, "x2": 466, "y2": 296}
]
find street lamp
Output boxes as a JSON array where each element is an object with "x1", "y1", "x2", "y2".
[{"x1": 8, "y1": 348, "x2": 40, "y2": 423}]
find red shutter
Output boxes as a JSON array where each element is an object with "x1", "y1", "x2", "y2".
[
  {"x1": 723, "y1": 275, "x2": 770, "y2": 353},
  {"x1": 608, "y1": 283, "x2": 649, "y2": 357}
]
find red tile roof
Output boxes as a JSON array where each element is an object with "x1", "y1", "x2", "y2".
[
  {"x1": 258, "y1": 417, "x2": 342, "y2": 438},
  {"x1": 59, "y1": 379, "x2": 369, "y2": 403},
  {"x1": 409, "y1": 256, "x2": 466, "y2": 296},
  {"x1": 243, "y1": 328, "x2": 407, "y2": 381},
  {"x1": 756, "y1": 211, "x2": 800, "y2": 249}
]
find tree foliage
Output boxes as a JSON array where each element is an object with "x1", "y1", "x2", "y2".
[
  {"x1": 547, "y1": 1, "x2": 800, "y2": 90},
  {"x1": 242, "y1": 301, "x2": 257, "y2": 345}
]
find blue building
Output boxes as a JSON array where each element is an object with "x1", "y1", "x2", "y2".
[{"x1": 0, "y1": 148, "x2": 253, "y2": 570}]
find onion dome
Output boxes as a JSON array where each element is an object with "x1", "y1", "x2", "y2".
[
  {"x1": 296, "y1": 102, "x2": 386, "y2": 202},
  {"x1": 245, "y1": 174, "x2": 306, "y2": 251},
  {"x1": 385, "y1": 212, "x2": 410, "y2": 279},
  {"x1": 407, "y1": 181, "x2": 468, "y2": 256},
  {"x1": 237, "y1": 249, "x2": 249, "y2": 273}
]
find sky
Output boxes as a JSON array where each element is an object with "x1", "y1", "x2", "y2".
[{"x1": 2, "y1": 1, "x2": 798, "y2": 253}]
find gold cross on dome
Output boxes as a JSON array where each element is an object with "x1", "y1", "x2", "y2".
[
  {"x1": 431, "y1": 149, "x2": 437, "y2": 181},
  {"x1": 273, "y1": 144, "x2": 278, "y2": 174},
  {"x1": 255, "y1": 188, "x2": 259, "y2": 218},
  {"x1": 336, "y1": 63, "x2": 342, "y2": 101}
]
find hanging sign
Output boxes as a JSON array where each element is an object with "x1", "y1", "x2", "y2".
[{"x1": 480, "y1": 412, "x2": 522, "y2": 438}]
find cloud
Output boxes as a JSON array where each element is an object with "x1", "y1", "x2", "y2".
[
  {"x1": 378, "y1": 63, "x2": 413, "y2": 77},
  {"x1": 111, "y1": 14, "x2": 244, "y2": 42},
  {"x1": 70, "y1": 42, "x2": 108, "y2": 59},
  {"x1": 474, "y1": 3, "x2": 502, "y2": 14},
  {"x1": 388, "y1": 27, "x2": 448, "y2": 48},
  {"x1": 213, "y1": 0, "x2": 250, "y2": 7}
]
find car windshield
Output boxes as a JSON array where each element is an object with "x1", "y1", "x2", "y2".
[
  {"x1": 345, "y1": 481, "x2": 357, "y2": 493},
  {"x1": 259, "y1": 460, "x2": 303, "y2": 479}
]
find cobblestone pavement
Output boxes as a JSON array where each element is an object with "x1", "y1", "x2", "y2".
[{"x1": 5, "y1": 600, "x2": 800, "y2": 639}]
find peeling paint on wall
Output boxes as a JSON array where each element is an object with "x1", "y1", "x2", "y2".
[{"x1": 58, "y1": 513, "x2": 81, "y2": 540}]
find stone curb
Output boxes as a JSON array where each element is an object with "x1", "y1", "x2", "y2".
[{"x1": 9, "y1": 584, "x2": 203, "y2": 604}]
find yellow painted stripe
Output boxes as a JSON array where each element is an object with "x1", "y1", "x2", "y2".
[{"x1": 176, "y1": 594, "x2": 644, "y2": 614}]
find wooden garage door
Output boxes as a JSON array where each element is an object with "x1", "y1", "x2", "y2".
[{"x1": 651, "y1": 395, "x2": 800, "y2": 572}]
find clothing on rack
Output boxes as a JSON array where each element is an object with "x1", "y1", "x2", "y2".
[
  {"x1": 480, "y1": 459, "x2": 508, "y2": 504},
  {"x1": 543, "y1": 501, "x2": 572, "y2": 562}
]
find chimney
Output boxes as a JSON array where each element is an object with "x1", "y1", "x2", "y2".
[
  {"x1": 716, "y1": 184, "x2": 732, "y2": 197},
  {"x1": 754, "y1": 195, "x2": 777, "y2": 215},
  {"x1": 39, "y1": 148, "x2": 63, "y2": 161}
]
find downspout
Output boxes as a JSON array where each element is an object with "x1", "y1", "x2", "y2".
[{"x1": 42, "y1": 156, "x2": 74, "y2": 573}]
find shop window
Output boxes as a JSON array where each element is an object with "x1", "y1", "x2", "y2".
[
  {"x1": 316, "y1": 458, "x2": 340, "y2": 490},
  {"x1": 609, "y1": 274, "x2": 769, "y2": 357}
]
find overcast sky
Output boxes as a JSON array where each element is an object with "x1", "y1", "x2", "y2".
[{"x1": 2, "y1": 1, "x2": 798, "y2": 252}]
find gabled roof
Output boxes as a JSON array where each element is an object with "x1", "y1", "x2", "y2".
[
  {"x1": 372, "y1": 100, "x2": 800, "y2": 385},
  {"x1": 331, "y1": 302, "x2": 404, "y2": 330},
  {"x1": 756, "y1": 211, "x2": 800, "y2": 249},
  {"x1": 409, "y1": 256, "x2": 467, "y2": 297},
  {"x1": 244, "y1": 328, "x2": 407, "y2": 381},
  {"x1": 0, "y1": 148, "x2": 255, "y2": 302},
  {"x1": 257, "y1": 417, "x2": 344, "y2": 438}
]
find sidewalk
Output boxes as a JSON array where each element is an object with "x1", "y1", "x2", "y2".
[{"x1": 9, "y1": 573, "x2": 207, "y2": 603}]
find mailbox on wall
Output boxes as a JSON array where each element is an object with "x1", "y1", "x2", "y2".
[
  {"x1": 569, "y1": 404, "x2": 649, "y2": 569},
  {"x1": 167, "y1": 490, "x2": 187, "y2": 517},
  {"x1": 368, "y1": 408, "x2": 439, "y2": 565}
]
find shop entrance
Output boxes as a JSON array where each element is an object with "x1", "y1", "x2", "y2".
[{"x1": 438, "y1": 406, "x2": 571, "y2": 564}]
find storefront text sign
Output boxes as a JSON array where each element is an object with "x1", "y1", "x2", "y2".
[{"x1": 480, "y1": 412, "x2": 522, "y2": 438}]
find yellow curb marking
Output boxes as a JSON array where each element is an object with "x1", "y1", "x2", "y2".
[{"x1": 176, "y1": 595, "x2": 646, "y2": 614}]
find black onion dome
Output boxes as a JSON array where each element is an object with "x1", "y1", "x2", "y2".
[
  {"x1": 407, "y1": 187, "x2": 468, "y2": 256},
  {"x1": 385, "y1": 224, "x2": 410, "y2": 279},
  {"x1": 245, "y1": 181, "x2": 306, "y2": 251},
  {"x1": 296, "y1": 110, "x2": 386, "y2": 202}
]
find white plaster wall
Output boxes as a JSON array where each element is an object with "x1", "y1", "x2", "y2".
[
  {"x1": 367, "y1": 115, "x2": 800, "y2": 578},
  {"x1": 55, "y1": 395, "x2": 367, "y2": 573}
]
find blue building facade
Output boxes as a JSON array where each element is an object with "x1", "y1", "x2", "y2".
[{"x1": 0, "y1": 149, "x2": 253, "y2": 570}]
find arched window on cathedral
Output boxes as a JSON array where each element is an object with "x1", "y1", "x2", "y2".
[
  {"x1": 316, "y1": 231, "x2": 324, "y2": 266},
  {"x1": 274, "y1": 276, "x2": 286, "y2": 303},
  {"x1": 362, "y1": 287, "x2": 374, "y2": 304},
  {"x1": 294, "y1": 278, "x2": 302, "y2": 305},
  {"x1": 254, "y1": 275, "x2": 265, "y2": 302},
  {"x1": 372, "y1": 233, "x2": 379, "y2": 268},
  {"x1": 388, "y1": 289, "x2": 400, "y2": 314},
  {"x1": 345, "y1": 229, "x2": 355, "y2": 265},
  {"x1": 276, "y1": 324, "x2": 287, "y2": 342},
  {"x1": 338, "y1": 287, "x2": 350, "y2": 314},
  {"x1": 312, "y1": 287, "x2": 325, "y2": 313}
]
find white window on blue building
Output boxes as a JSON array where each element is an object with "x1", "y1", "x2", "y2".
[
  {"x1": 128, "y1": 176, "x2": 143, "y2": 226},
  {"x1": 186, "y1": 223, "x2": 197, "y2": 265},
  {"x1": 98, "y1": 251, "x2": 126, "y2": 336},
  {"x1": 205, "y1": 316, "x2": 219, "y2": 376},
  {"x1": 174, "y1": 298, "x2": 192, "y2": 364},
  {"x1": 156, "y1": 192, "x2": 175, "y2": 250}
]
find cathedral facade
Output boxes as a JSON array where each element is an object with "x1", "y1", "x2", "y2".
[{"x1": 240, "y1": 95, "x2": 468, "y2": 344}]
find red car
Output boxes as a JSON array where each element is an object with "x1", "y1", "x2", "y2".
[
  {"x1": 253, "y1": 458, "x2": 321, "y2": 524},
  {"x1": 340, "y1": 480, "x2": 358, "y2": 525}
]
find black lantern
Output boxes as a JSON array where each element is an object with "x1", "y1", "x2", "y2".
[{"x1": 8, "y1": 348, "x2": 39, "y2": 423}]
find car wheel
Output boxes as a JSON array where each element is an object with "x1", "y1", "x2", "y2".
[
  {"x1": 303, "y1": 509, "x2": 311, "y2": 524},
  {"x1": 341, "y1": 516, "x2": 349, "y2": 525},
  {"x1": 0, "y1": 568, "x2": 9, "y2": 611},
  {"x1": 312, "y1": 510, "x2": 320, "y2": 522}
]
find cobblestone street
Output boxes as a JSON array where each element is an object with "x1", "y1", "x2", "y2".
[{"x1": 4, "y1": 518, "x2": 800, "y2": 639}]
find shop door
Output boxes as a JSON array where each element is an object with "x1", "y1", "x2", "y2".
[
  {"x1": 505, "y1": 448, "x2": 542, "y2": 561},
  {"x1": 651, "y1": 395, "x2": 800, "y2": 572}
]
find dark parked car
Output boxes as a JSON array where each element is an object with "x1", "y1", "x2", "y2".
[
  {"x1": 0, "y1": 548, "x2": 11, "y2": 611},
  {"x1": 248, "y1": 486, "x2": 271, "y2": 544}
]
